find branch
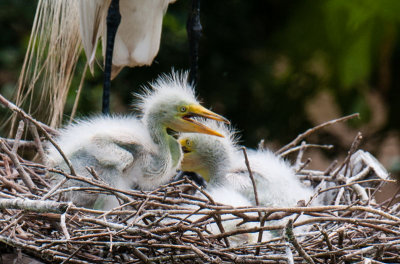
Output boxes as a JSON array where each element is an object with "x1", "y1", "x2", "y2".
[
  {"x1": 285, "y1": 219, "x2": 315, "y2": 264},
  {"x1": 277, "y1": 113, "x2": 359, "y2": 154},
  {"x1": 0, "y1": 198, "x2": 70, "y2": 213}
]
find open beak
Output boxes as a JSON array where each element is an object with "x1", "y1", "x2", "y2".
[{"x1": 180, "y1": 104, "x2": 229, "y2": 137}]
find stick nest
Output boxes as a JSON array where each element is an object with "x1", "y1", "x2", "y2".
[{"x1": 0, "y1": 100, "x2": 399, "y2": 264}]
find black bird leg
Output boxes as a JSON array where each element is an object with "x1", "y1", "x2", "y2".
[
  {"x1": 103, "y1": 0, "x2": 121, "y2": 114},
  {"x1": 187, "y1": 0, "x2": 202, "y2": 86}
]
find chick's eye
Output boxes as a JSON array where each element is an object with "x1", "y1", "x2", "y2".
[
  {"x1": 186, "y1": 139, "x2": 191, "y2": 146},
  {"x1": 180, "y1": 106, "x2": 187, "y2": 113}
]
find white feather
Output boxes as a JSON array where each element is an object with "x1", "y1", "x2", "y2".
[
  {"x1": 45, "y1": 71, "x2": 200, "y2": 208},
  {"x1": 179, "y1": 121, "x2": 319, "y2": 242},
  {"x1": 79, "y1": 0, "x2": 176, "y2": 78}
]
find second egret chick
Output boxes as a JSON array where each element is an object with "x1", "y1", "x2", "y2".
[
  {"x1": 179, "y1": 120, "x2": 314, "y2": 209},
  {"x1": 45, "y1": 72, "x2": 229, "y2": 209}
]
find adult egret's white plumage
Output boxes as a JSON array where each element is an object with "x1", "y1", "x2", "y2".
[
  {"x1": 14, "y1": 0, "x2": 177, "y2": 128},
  {"x1": 45, "y1": 72, "x2": 229, "y2": 209},
  {"x1": 80, "y1": 0, "x2": 177, "y2": 113},
  {"x1": 79, "y1": 0, "x2": 176, "y2": 79},
  {"x1": 179, "y1": 121, "x2": 313, "y2": 207}
]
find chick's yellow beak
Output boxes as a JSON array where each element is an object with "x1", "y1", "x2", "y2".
[
  {"x1": 179, "y1": 138, "x2": 189, "y2": 151},
  {"x1": 175, "y1": 104, "x2": 229, "y2": 138},
  {"x1": 188, "y1": 105, "x2": 230, "y2": 124}
]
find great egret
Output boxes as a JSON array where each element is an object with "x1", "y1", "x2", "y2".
[
  {"x1": 45, "y1": 72, "x2": 229, "y2": 209},
  {"x1": 179, "y1": 120, "x2": 314, "y2": 208},
  {"x1": 13, "y1": 0, "x2": 179, "y2": 130},
  {"x1": 79, "y1": 0, "x2": 177, "y2": 114}
]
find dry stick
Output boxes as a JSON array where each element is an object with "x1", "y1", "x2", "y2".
[
  {"x1": 0, "y1": 93, "x2": 76, "y2": 176},
  {"x1": 80, "y1": 218, "x2": 166, "y2": 240},
  {"x1": 131, "y1": 247, "x2": 153, "y2": 264},
  {"x1": 0, "y1": 175, "x2": 27, "y2": 193},
  {"x1": 277, "y1": 113, "x2": 360, "y2": 154},
  {"x1": 317, "y1": 226, "x2": 337, "y2": 264},
  {"x1": 69, "y1": 63, "x2": 88, "y2": 124},
  {"x1": 190, "y1": 244, "x2": 219, "y2": 263},
  {"x1": 2, "y1": 138, "x2": 37, "y2": 149},
  {"x1": 280, "y1": 143, "x2": 334, "y2": 157},
  {"x1": 60, "y1": 211, "x2": 71, "y2": 240},
  {"x1": 0, "y1": 235, "x2": 88, "y2": 264},
  {"x1": 332, "y1": 132, "x2": 363, "y2": 179},
  {"x1": 0, "y1": 140, "x2": 36, "y2": 193},
  {"x1": 241, "y1": 147, "x2": 260, "y2": 207},
  {"x1": 42, "y1": 178, "x2": 68, "y2": 200},
  {"x1": 285, "y1": 219, "x2": 315, "y2": 264},
  {"x1": 24, "y1": 166, "x2": 50, "y2": 188},
  {"x1": 295, "y1": 141, "x2": 307, "y2": 169},
  {"x1": 0, "y1": 164, "x2": 27, "y2": 193},
  {"x1": 384, "y1": 184, "x2": 400, "y2": 212},
  {"x1": 241, "y1": 147, "x2": 264, "y2": 255},
  {"x1": 60, "y1": 245, "x2": 86, "y2": 264},
  {"x1": 297, "y1": 158, "x2": 312, "y2": 173},
  {"x1": 333, "y1": 133, "x2": 363, "y2": 206},
  {"x1": 0, "y1": 93, "x2": 57, "y2": 135},
  {"x1": 0, "y1": 211, "x2": 24, "y2": 235},
  {"x1": 28, "y1": 122, "x2": 46, "y2": 161},
  {"x1": 0, "y1": 198, "x2": 69, "y2": 213},
  {"x1": 324, "y1": 160, "x2": 338, "y2": 175},
  {"x1": 12, "y1": 120, "x2": 25, "y2": 153},
  {"x1": 184, "y1": 177, "x2": 231, "y2": 248}
]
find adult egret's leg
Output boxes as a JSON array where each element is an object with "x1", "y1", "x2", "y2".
[
  {"x1": 103, "y1": 0, "x2": 121, "y2": 114},
  {"x1": 187, "y1": 0, "x2": 202, "y2": 85}
]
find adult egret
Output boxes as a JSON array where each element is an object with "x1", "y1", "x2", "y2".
[
  {"x1": 80, "y1": 0, "x2": 178, "y2": 114},
  {"x1": 179, "y1": 120, "x2": 314, "y2": 208},
  {"x1": 45, "y1": 72, "x2": 229, "y2": 209},
  {"x1": 13, "y1": 0, "x2": 178, "y2": 131}
]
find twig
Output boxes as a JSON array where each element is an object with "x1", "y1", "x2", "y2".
[
  {"x1": 12, "y1": 120, "x2": 25, "y2": 153},
  {"x1": 60, "y1": 211, "x2": 71, "y2": 240},
  {"x1": 28, "y1": 122, "x2": 46, "y2": 161},
  {"x1": 285, "y1": 219, "x2": 315, "y2": 264},
  {"x1": 297, "y1": 158, "x2": 312, "y2": 173},
  {"x1": 1, "y1": 138, "x2": 37, "y2": 149},
  {"x1": 190, "y1": 244, "x2": 220, "y2": 263},
  {"x1": 332, "y1": 132, "x2": 363, "y2": 179},
  {"x1": 0, "y1": 198, "x2": 70, "y2": 213},
  {"x1": 184, "y1": 177, "x2": 231, "y2": 248},
  {"x1": 0, "y1": 94, "x2": 75, "y2": 176},
  {"x1": 277, "y1": 113, "x2": 359, "y2": 154},
  {"x1": 0, "y1": 140, "x2": 36, "y2": 193},
  {"x1": 280, "y1": 143, "x2": 334, "y2": 157},
  {"x1": 131, "y1": 247, "x2": 153, "y2": 264},
  {"x1": 0, "y1": 93, "x2": 57, "y2": 135},
  {"x1": 241, "y1": 147, "x2": 260, "y2": 207}
]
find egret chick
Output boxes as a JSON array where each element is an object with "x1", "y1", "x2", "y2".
[
  {"x1": 179, "y1": 120, "x2": 314, "y2": 209},
  {"x1": 46, "y1": 72, "x2": 229, "y2": 209},
  {"x1": 179, "y1": 121, "x2": 315, "y2": 241}
]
